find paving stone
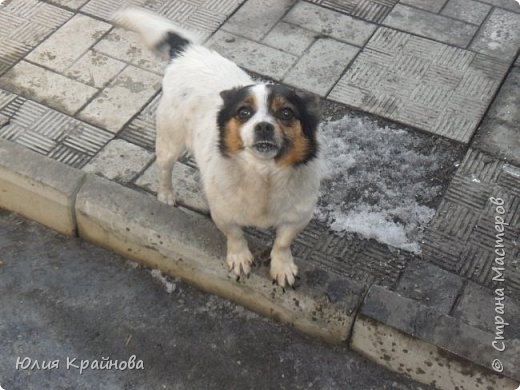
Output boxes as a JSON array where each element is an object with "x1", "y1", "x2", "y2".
[
  {"x1": 329, "y1": 27, "x2": 509, "y2": 143},
  {"x1": 0, "y1": 0, "x2": 73, "y2": 75},
  {"x1": 26, "y1": 14, "x2": 111, "y2": 73},
  {"x1": 65, "y1": 49, "x2": 127, "y2": 88},
  {"x1": 118, "y1": 93, "x2": 160, "y2": 150},
  {"x1": 395, "y1": 260, "x2": 463, "y2": 313},
  {"x1": 48, "y1": 0, "x2": 89, "y2": 9},
  {"x1": 223, "y1": 0, "x2": 295, "y2": 41},
  {"x1": 94, "y1": 28, "x2": 164, "y2": 75},
  {"x1": 452, "y1": 281, "x2": 520, "y2": 339},
  {"x1": 262, "y1": 21, "x2": 316, "y2": 55},
  {"x1": 305, "y1": 0, "x2": 398, "y2": 23},
  {"x1": 135, "y1": 161, "x2": 209, "y2": 213},
  {"x1": 0, "y1": 139, "x2": 86, "y2": 236},
  {"x1": 354, "y1": 285, "x2": 520, "y2": 386},
  {"x1": 383, "y1": 4, "x2": 478, "y2": 47},
  {"x1": 472, "y1": 67, "x2": 520, "y2": 166},
  {"x1": 207, "y1": 30, "x2": 297, "y2": 80},
  {"x1": 81, "y1": 0, "x2": 243, "y2": 36},
  {"x1": 477, "y1": 0, "x2": 520, "y2": 12},
  {"x1": 399, "y1": 0, "x2": 447, "y2": 12},
  {"x1": 422, "y1": 149, "x2": 520, "y2": 299},
  {"x1": 441, "y1": 0, "x2": 491, "y2": 25},
  {"x1": 283, "y1": 38, "x2": 359, "y2": 96},
  {"x1": 0, "y1": 61, "x2": 98, "y2": 115},
  {"x1": 284, "y1": 2, "x2": 376, "y2": 46},
  {"x1": 0, "y1": 90, "x2": 113, "y2": 168},
  {"x1": 78, "y1": 66, "x2": 162, "y2": 133},
  {"x1": 470, "y1": 8, "x2": 520, "y2": 62},
  {"x1": 83, "y1": 139, "x2": 154, "y2": 183}
]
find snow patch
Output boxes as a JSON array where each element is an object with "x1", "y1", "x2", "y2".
[
  {"x1": 150, "y1": 269, "x2": 177, "y2": 294},
  {"x1": 316, "y1": 114, "x2": 450, "y2": 253}
]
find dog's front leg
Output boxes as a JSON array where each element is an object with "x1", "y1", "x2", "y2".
[
  {"x1": 270, "y1": 222, "x2": 307, "y2": 287},
  {"x1": 215, "y1": 220, "x2": 254, "y2": 277}
]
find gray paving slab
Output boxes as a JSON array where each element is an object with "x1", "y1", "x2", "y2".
[
  {"x1": 83, "y1": 139, "x2": 154, "y2": 183},
  {"x1": 0, "y1": 61, "x2": 99, "y2": 116},
  {"x1": 26, "y1": 13, "x2": 111, "y2": 73},
  {"x1": 355, "y1": 285, "x2": 520, "y2": 386},
  {"x1": 207, "y1": 30, "x2": 298, "y2": 80},
  {"x1": 222, "y1": 0, "x2": 295, "y2": 41},
  {"x1": 81, "y1": 0, "x2": 243, "y2": 37},
  {"x1": 48, "y1": 0, "x2": 89, "y2": 9},
  {"x1": 262, "y1": 21, "x2": 316, "y2": 55},
  {"x1": 118, "y1": 92, "x2": 160, "y2": 150},
  {"x1": 400, "y1": 0, "x2": 447, "y2": 12},
  {"x1": 329, "y1": 27, "x2": 509, "y2": 143},
  {"x1": 470, "y1": 8, "x2": 520, "y2": 62},
  {"x1": 283, "y1": 38, "x2": 359, "y2": 95},
  {"x1": 93, "y1": 28, "x2": 164, "y2": 75},
  {"x1": 394, "y1": 259, "x2": 463, "y2": 313},
  {"x1": 383, "y1": 4, "x2": 478, "y2": 47},
  {"x1": 472, "y1": 67, "x2": 520, "y2": 166},
  {"x1": 441, "y1": 0, "x2": 491, "y2": 25},
  {"x1": 0, "y1": 0, "x2": 73, "y2": 75},
  {"x1": 305, "y1": 0, "x2": 399, "y2": 23},
  {"x1": 0, "y1": 89, "x2": 113, "y2": 168},
  {"x1": 477, "y1": 0, "x2": 520, "y2": 12},
  {"x1": 66, "y1": 49, "x2": 127, "y2": 88},
  {"x1": 284, "y1": 1, "x2": 377, "y2": 46},
  {"x1": 452, "y1": 281, "x2": 520, "y2": 339},
  {"x1": 78, "y1": 66, "x2": 162, "y2": 133},
  {"x1": 422, "y1": 148, "x2": 520, "y2": 300}
]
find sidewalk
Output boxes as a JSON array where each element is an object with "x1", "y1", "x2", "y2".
[{"x1": 0, "y1": 0, "x2": 519, "y2": 389}]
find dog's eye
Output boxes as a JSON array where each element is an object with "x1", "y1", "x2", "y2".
[
  {"x1": 278, "y1": 108, "x2": 294, "y2": 121},
  {"x1": 237, "y1": 107, "x2": 252, "y2": 121}
]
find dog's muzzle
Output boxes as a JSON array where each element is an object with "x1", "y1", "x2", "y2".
[{"x1": 253, "y1": 122, "x2": 278, "y2": 154}]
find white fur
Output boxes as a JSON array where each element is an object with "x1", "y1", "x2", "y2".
[{"x1": 113, "y1": 8, "x2": 321, "y2": 287}]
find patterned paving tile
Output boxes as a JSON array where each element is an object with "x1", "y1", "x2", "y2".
[
  {"x1": 118, "y1": 92, "x2": 160, "y2": 150},
  {"x1": 0, "y1": 0, "x2": 73, "y2": 75},
  {"x1": 81, "y1": 0, "x2": 244, "y2": 37},
  {"x1": 0, "y1": 89, "x2": 113, "y2": 168},
  {"x1": 329, "y1": 27, "x2": 510, "y2": 143},
  {"x1": 422, "y1": 149, "x2": 520, "y2": 299},
  {"x1": 305, "y1": 0, "x2": 398, "y2": 23}
]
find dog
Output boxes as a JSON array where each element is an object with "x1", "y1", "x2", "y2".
[{"x1": 113, "y1": 8, "x2": 321, "y2": 287}]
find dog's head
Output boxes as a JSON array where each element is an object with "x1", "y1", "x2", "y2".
[{"x1": 217, "y1": 84, "x2": 319, "y2": 166}]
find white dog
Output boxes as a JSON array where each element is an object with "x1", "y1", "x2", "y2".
[{"x1": 113, "y1": 8, "x2": 321, "y2": 287}]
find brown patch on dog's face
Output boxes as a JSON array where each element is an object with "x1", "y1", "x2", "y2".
[
  {"x1": 217, "y1": 86, "x2": 256, "y2": 156},
  {"x1": 267, "y1": 86, "x2": 320, "y2": 166}
]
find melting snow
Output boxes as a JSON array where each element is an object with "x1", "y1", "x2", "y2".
[{"x1": 316, "y1": 114, "x2": 456, "y2": 253}]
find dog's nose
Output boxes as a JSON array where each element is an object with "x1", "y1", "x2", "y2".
[{"x1": 254, "y1": 122, "x2": 274, "y2": 141}]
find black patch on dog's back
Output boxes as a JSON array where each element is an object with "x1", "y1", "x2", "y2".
[
  {"x1": 159, "y1": 31, "x2": 190, "y2": 59},
  {"x1": 217, "y1": 85, "x2": 253, "y2": 156},
  {"x1": 267, "y1": 85, "x2": 320, "y2": 165}
]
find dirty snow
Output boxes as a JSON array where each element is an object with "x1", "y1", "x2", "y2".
[
  {"x1": 316, "y1": 114, "x2": 457, "y2": 253},
  {"x1": 150, "y1": 269, "x2": 177, "y2": 294}
]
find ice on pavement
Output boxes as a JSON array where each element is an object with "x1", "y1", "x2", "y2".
[{"x1": 316, "y1": 114, "x2": 456, "y2": 253}]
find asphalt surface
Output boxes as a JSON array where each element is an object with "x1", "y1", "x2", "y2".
[{"x1": 0, "y1": 209, "x2": 430, "y2": 390}]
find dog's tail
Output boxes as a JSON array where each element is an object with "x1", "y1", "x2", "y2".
[{"x1": 112, "y1": 7, "x2": 203, "y2": 59}]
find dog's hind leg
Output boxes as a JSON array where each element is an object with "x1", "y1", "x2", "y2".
[{"x1": 155, "y1": 103, "x2": 186, "y2": 206}]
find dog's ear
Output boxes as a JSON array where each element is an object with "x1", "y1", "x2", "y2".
[
  {"x1": 295, "y1": 90, "x2": 320, "y2": 123},
  {"x1": 220, "y1": 87, "x2": 241, "y2": 103}
]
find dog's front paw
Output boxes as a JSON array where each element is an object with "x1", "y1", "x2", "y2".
[
  {"x1": 227, "y1": 249, "x2": 253, "y2": 277},
  {"x1": 270, "y1": 251, "x2": 298, "y2": 287},
  {"x1": 158, "y1": 190, "x2": 176, "y2": 206}
]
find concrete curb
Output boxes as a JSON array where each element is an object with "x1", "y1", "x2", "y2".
[
  {"x1": 352, "y1": 286, "x2": 519, "y2": 389},
  {"x1": 0, "y1": 139, "x2": 518, "y2": 389}
]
